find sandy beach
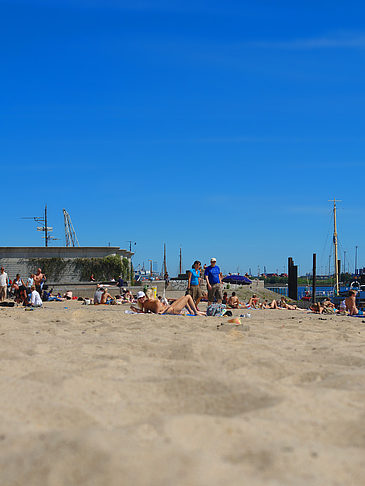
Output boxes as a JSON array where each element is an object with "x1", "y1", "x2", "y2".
[{"x1": 1, "y1": 302, "x2": 365, "y2": 485}]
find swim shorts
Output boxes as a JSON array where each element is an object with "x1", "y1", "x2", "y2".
[{"x1": 208, "y1": 283, "x2": 223, "y2": 302}]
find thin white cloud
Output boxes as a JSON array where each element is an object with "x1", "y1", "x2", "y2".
[{"x1": 247, "y1": 33, "x2": 365, "y2": 50}]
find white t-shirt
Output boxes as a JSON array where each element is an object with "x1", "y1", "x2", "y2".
[
  {"x1": 0, "y1": 272, "x2": 8, "y2": 286},
  {"x1": 30, "y1": 290, "x2": 42, "y2": 306},
  {"x1": 94, "y1": 289, "x2": 103, "y2": 304}
]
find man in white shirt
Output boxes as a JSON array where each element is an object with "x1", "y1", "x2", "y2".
[
  {"x1": 30, "y1": 285, "x2": 42, "y2": 307},
  {"x1": 0, "y1": 267, "x2": 8, "y2": 301}
]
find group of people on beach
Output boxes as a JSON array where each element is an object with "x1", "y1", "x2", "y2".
[
  {"x1": 0, "y1": 260, "x2": 361, "y2": 317},
  {"x1": 0, "y1": 267, "x2": 45, "y2": 307},
  {"x1": 309, "y1": 290, "x2": 359, "y2": 316}
]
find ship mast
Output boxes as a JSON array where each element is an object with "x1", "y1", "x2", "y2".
[
  {"x1": 331, "y1": 198, "x2": 340, "y2": 296},
  {"x1": 179, "y1": 248, "x2": 182, "y2": 275}
]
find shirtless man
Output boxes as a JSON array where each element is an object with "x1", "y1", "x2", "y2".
[
  {"x1": 345, "y1": 290, "x2": 358, "y2": 316},
  {"x1": 228, "y1": 292, "x2": 240, "y2": 309},
  {"x1": 131, "y1": 291, "x2": 205, "y2": 315},
  {"x1": 100, "y1": 288, "x2": 115, "y2": 304},
  {"x1": 33, "y1": 268, "x2": 46, "y2": 294}
]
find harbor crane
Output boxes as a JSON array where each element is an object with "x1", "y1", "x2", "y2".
[{"x1": 63, "y1": 209, "x2": 80, "y2": 247}]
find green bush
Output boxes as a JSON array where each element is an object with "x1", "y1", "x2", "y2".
[
  {"x1": 26, "y1": 255, "x2": 131, "y2": 282},
  {"x1": 74, "y1": 255, "x2": 130, "y2": 281},
  {"x1": 28, "y1": 258, "x2": 68, "y2": 280}
]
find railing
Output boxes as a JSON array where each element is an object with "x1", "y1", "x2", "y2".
[
  {"x1": 266, "y1": 287, "x2": 288, "y2": 296},
  {"x1": 266, "y1": 286, "x2": 336, "y2": 299}
]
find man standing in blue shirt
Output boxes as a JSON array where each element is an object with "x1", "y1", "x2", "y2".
[{"x1": 204, "y1": 258, "x2": 223, "y2": 305}]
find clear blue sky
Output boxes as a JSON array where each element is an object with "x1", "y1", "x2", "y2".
[{"x1": 1, "y1": 0, "x2": 364, "y2": 275}]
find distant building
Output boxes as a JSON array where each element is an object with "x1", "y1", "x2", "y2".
[{"x1": 0, "y1": 246, "x2": 133, "y2": 282}]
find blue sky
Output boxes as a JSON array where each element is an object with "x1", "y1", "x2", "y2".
[{"x1": 1, "y1": 0, "x2": 364, "y2": 275}]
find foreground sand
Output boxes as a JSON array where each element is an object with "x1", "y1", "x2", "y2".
[{"x1": 1, "y1": 302, "x2": 365, "y2": 486}]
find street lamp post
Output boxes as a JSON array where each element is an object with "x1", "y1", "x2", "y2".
[{"x1": 126, "y1": 241, "x2": 136, "y2": 283}]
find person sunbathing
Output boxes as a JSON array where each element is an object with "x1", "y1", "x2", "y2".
[
  {"x1": 123, "y1": 290, "x2": 134, "y2": 302},
  {"x1": 248, "y1": 294, "x2": 260, "y2": 308},
  {"x1": 228, "y1": 292, "x2": 240, "y2": 308},
  {"x1": 321, "y1": 297, "x2": 337, "y2": 313},
  {"x1": 260, "y1": 299, "x2": 280, "y2": 309},
  {"x1": 310, "y1": 302, "x2": 324, "y2": 314},
  {"x1": 131, "y1": 291, "x2": 205, "y2": 315},
  {"x1": 100, "y1": 288, "x2": 115, "y2": 304},
  {"x1": 323, "y1": 297, "x2": 335, "y2": 308},
  {"x1": 345, "y1": 290, "x2": 358, "y2": 316},
  {"x1": 279, "y1": 296, "x2": 299, "y2": 310}
]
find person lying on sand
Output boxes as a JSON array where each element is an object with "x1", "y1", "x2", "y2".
[
  {"x1": 309, "y1": 301, "x2": 338, "y2": 314},
  {"x1": 260, "y1": 299, "x2": 280, "y2": 309},
  {"x1": 131, "y1": 291, "x2": 205, "y2": 315},
  {"x1": 310, "y1": 302, "x2": 322, "y2": 313},
  {"x1": 322, "y1": 297, "x2": 335, "y2": 308},
  {"x1": 345, "y1": 290, "x2": 358, "y2": 316}
]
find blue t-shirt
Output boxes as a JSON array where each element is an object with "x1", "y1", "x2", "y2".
[
  {"x1": 189, "y1": 268, "x2": 200, "y2": 286},
  {"x1": 205, "y1": 265, "x2": 221, "y2": 285}
]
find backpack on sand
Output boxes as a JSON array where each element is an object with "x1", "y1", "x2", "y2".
[{"x1": 206, "y1": 303, "x2": 226, "y2": 317}]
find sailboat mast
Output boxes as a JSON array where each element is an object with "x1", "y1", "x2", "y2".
[
  {"x1": 333, "y1": 199, "x2": 339, "y2": 296},
  {"x1": 179, "y1": 248, "x2": 182, "y2": 275}
]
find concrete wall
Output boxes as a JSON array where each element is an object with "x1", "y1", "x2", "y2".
[{"x1": 0, "y1": 247, "x2": 133, "y2": 283}]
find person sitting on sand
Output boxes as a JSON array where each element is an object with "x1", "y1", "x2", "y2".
[
  {"x1": 222, "y1": 292, "x2": 228, "y2": 305},
  {"x1": 63, "y1": 290, "x2": 72, "y2": 300},
  {"x1": 123, "y1": 290, "x2": 134, "y2": 302},
  {"x1": 94, "y1": 286, "x2": 104, "y2": 305},
  {"x1": 248, "y1": 294, "x2": 260, "y2": 308},
  {"x1": 345, "y1": 290, "x2": 358, "y2": 316},
  {"x1": 12, "y1": 274, "x2": 27, "y2": 303},
  {"x1": 278, "y1": 296, "x2": 299, "y2": 310},
  {"x1": 321, "y1": 297, "x2": 337, "y2": 314},
  {"x1": 30, "y1": 285, "x2": 42, "y2": 307},
  {"x1": 228, "y1": 292, "x2": 240, "y2": 309},
  {"x1": 131, "y1": 291, "x2": 205, "y2": 315},
  {"x1": 100, "y1": 288, "x2": 115, "y2": 304}
]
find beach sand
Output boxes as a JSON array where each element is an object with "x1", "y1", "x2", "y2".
[{"x1": 1, "y1": 302, "x2": 365, "y2": 485}]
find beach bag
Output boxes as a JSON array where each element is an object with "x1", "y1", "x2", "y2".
[
  {"x1": 206, "y1": 303, "x2": 226, "y2": 316},
  {"x1": 0, "y1": 302, "x2": 15, "y2": 307}
]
